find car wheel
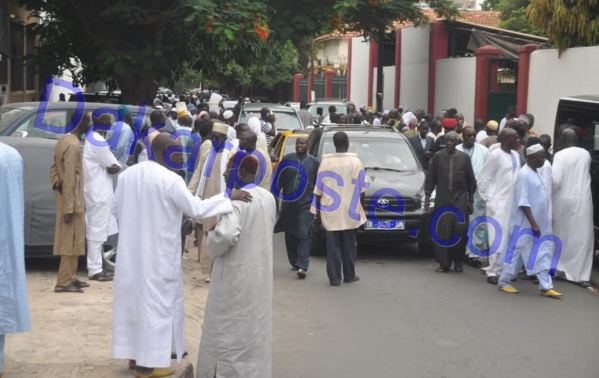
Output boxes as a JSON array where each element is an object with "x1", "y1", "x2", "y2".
[
  {"x1": 310, "y1": 232, "x2": 326, "y2": 256},
  {"x1": 102, "y1": 241, "x2": 117, "y2": 273},
  {"x1": 418, "y1": 241, "x2": 434, "y2": 256}
]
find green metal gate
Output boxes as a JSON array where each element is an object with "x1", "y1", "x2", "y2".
[
  {"x1": 314, "y1": 74, "x2": 325, "y2": 100},
  {"x1": 299, "y1": 78, "x2": 308, "y2": 103},
  {"x1": 332, "y1": 75, "x2": 347, "y2": 100},
  {"x1": 487, "y1": 58, "x2": 518, "y2": 122}
]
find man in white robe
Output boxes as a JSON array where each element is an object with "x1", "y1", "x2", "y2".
[
  {"x1": 477, "y1": 128, "x2": 520, "y2": 284},
  {"x1": 83, "y1": 117, "x2": 122, "y2": 281},
  {"x1": 0, "y1": 142, "x2": 30, "y2": 377},
  {"x1": 112, "y1": 134, "x2": 249, "y2": 378},
  {"x1": 552, "y1": 129, "x2": 594, "y2": 285},
  {"x1": 457, "y1": 126, "x2": 489, "y2": 265},
  {"x1": 498, "y1": 144, "x2": 562, "y2": 298},
  {"x1": 197, "y1": 151, "x2": 276, "y2": 378}
]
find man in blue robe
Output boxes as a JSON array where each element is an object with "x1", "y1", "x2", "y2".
[
  {"x1": 0, "y1": 142, "x2": 31, "y2": 376},
  {"x1": 498, "y1": 143, "x2": 562, "y2": 298}
]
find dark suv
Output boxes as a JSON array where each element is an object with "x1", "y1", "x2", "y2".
[{"x1": 307, "y1": 125, "x2": 433, "y2": 255}]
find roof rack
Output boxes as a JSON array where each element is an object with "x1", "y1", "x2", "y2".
[
  {"x1": 319, "y1": 123, "x2": 398, "y2": 130},
  {"x1": 312, "y1": 98, "x2": 349, "y2": 102}
]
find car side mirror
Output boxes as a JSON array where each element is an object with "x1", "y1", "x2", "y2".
[
  {"x1": 270, "y1": 155, "x2": 279, "y2": 163},
  {"x1": 11, "y1": 131, "x2": 28, "y2": 138}
]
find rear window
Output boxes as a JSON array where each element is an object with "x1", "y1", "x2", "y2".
[
  {"x1": 321, "y1": 136, "x2": 420, "y2": 172},
  {"x1": 239, "y1": 110, "x2": 302, "y2": 131},
  {"x1": 0, "y1": 107, "x2": 28, "y2": 135},
  {"x1": 554, "y1": 100, "x2": 599, "y2": 154},
  {"x1": 308, "y1": 104, "x2": 347, "y2": 119}
]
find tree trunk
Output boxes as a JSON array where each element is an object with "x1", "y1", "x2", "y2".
[{"x1": 118, "y1": 72, "x2": 158, "y2": 106}]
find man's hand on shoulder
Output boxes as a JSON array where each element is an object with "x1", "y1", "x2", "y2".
[
  {"x1": 231, "y1": 189, "x2": 253, "y2": 202},
  {"x1": 107, "y1": 164, "x2": 122, "y2": 174}
]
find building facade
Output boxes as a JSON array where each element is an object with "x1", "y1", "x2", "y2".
[{"x1": 0, "y1": 0, "x2": 39, "y2": 104}]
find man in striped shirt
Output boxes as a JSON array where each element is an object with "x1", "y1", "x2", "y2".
[{"x1": 260, "y1": 107, "x2": 277, "y2": 145}]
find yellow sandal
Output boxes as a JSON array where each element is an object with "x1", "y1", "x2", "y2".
[{"x1": 134, "y1": 367, "x2": 175, "y2": 378}]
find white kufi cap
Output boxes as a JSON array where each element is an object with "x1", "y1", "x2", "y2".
[{"x1": 526, "y1": 143, "x2": 544, "y2": 156}]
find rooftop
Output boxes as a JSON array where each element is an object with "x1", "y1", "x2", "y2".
[{"x1": 315, "y1": 10, "x2": 500, "y2": 42}]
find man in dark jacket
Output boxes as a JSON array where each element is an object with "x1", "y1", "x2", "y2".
[{"x1": 408, "y1": 120, "x2": 435, "y2": 171}]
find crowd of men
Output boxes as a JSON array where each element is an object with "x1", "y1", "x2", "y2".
[
  {"x1": 413, "y1": 106, "x2": 594, "y2": 299},
  {"x1": 0, "y1": 94, "x2": 596, "y2": 377}
]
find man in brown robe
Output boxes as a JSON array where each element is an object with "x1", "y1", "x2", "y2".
[
  {"x1": 425, "y1": 131, "x2": 477, "y2": 273},
  {"x1": 49, "y1": 112, "x2": 91, "y2": 293}
]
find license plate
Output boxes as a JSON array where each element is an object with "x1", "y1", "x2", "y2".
[{"x1": 364, "y1": 220, "x2": 405, "y2": 230}]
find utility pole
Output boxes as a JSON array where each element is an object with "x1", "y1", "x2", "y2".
[
  {"x1": 376, "y1": 28, "x2": 385, "y2": 113},
  {"x1": 310, "y1": 37, "x2": 315, "y2": 102}
]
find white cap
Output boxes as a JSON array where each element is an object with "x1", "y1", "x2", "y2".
[
  {"x1": 526, "y1": 143, "x2": 544, "y2": 156},
  {"x1": 223, "y1": 110, "x2": 234, "y2": 120}
]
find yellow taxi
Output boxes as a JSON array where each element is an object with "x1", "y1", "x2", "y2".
[{"x1": 268, "y1": 129, "x2": 311, "y2": 172}]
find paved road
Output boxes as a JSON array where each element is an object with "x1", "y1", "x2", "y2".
[{"x1": 272, "y1": 234, "x2": 599, "y2": 378}]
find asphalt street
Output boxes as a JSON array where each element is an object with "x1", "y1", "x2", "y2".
[{"x1": 272, "y1": 234, "x2": 599, "y2": 378}]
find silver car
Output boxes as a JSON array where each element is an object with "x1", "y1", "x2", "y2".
[{"x1": 0, "y1": 102, "x2": 155, "y2": 271}]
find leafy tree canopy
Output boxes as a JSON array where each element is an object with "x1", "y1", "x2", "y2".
[
  {"x1": 19, "y1": 0, "x2": 458, "y2": 103},
  {"x1": 481, "y1": 0, "x2": 543, "y2": 36},
  {"x1": 529, "y1": 0, "x2": 599, "y2": 53}
]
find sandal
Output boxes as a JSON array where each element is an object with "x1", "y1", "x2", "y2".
[
  {"x1": 133, "y1": 367, "x2": 175, "y2": 378},
  {"x1": 73, "y1": 279, "x2": 90, "y2": 288},
  {"x1": 54, "y1": 283, "x2": 84, "y2": 293},
  {"x1": 89, "y1": 272, "x2": 113, "y2": 282}
]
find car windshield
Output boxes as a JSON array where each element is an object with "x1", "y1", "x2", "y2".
[
  {"x1": 0, "y1": 107, "x2": 28, "y2": 135},
  {"x1": 308, "y1": 104, "x2": 347, "y2": 119},
  {"x1": 239, "y1": 110, "x2": 302, "y2": 131},
  {"x1": 322, "y1": 136, "x2": 420, "y2": 171}
]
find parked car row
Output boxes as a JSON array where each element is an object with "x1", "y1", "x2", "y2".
[
  {"x1": 3, "y1": 100, "x2": 435, "y2": 270},
  {"x1": 0, "y1": 102, "x2": 157, "y2": 271}
]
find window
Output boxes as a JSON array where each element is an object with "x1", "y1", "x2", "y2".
[
  {"x1": 268, "y1": 134, "x2": 281, "y2": 156},
  {"x1": 322, "y1": 136, "x2": 420, "y2": 172},
  {"x1": 12, "y1": 110, "x2": 69, "y2": 140}
]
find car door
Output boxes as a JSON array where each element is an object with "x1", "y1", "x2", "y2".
[{"x1": 5, "y1": 109, "x2": 70, "y2": 249}]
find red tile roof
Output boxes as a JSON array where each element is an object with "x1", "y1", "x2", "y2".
[{"x1": 315, "y1": 10, "x2": 500, "y2": 42}]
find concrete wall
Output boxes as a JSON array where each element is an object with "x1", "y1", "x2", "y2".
[
  {"x1": 372, "y1": 66, "x2": 396, "y2": 110},
  {"x1": 320, "y1": 38, "x2": 349, "y2": 66},
  {"x1": 399, "y1": 26, "x2": 430, "y2": 113},
  {"x1": 434, "y1": 57, "x2": 476, "y2": 125},
  {"x1": 349, "y1": 37, "x2": 370, "y2": 107},
  {"x1": 527, "y1": 46, "x2": 599, "y2": 137}
]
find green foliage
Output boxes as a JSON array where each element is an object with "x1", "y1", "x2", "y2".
[
  {"x1": 18, "y1": 0, "x2": 269, "y2": 103},
  {"x1": 333, "y1": 0, "x2": 458, "y2": 41},
  {"x1": 481, "y1": 0, "x2": 543, "y2": 36},
  {"x1": 529, "y1": 0, "x2": 599, "y2": 53},
  {"x1": 481, "y1": 0, "x2": 499, "y2": 11},
  {"x1": 171, "y1": 64, "x2": 204, "y2": 93},
  {"x1": 18, "y1": 0, "x2": 460, "y2": 102},
  {"x1": 209, "y1": 40, "x2": 299, "y2": 90}
]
